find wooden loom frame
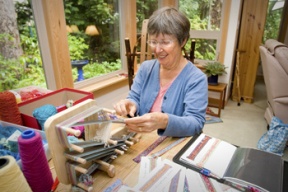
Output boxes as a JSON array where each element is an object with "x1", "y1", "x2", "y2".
[{"x1": 44, "y1": 99, "x2": 140, "y2": 191}]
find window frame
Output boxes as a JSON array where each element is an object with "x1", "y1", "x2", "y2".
[
  {"x1": 31, "y1": 0, "x2": 227, "y2": 91},
  {"x1": 31, "y1": 0, "x2": 135, "y2": 91}
]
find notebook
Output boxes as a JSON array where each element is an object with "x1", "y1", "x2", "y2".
[{"x1": 173, "y1": 133, "x2": 284, "y2": 192}]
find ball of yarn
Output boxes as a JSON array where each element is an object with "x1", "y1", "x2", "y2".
[
  {"x1": 18, "y1": 130, "x2": 53, "y2": 192},
  {"x1": 0, "y1": 155, "x2": 32, "y2": 192},
  {"x1": 0, "y1": 91, "x2": 23, "y2": 125},
  {"x1": 32, "y1": 104, "x2": 57, "y2": 130}
]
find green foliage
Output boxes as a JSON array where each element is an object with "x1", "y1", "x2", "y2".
[
  {"x1": 0, "y1": 54, "x2": 26, "y2": 92},
  {"x1": 14, "y1": 1, "x2": 33, "y2": 35},
  {"x1": 0, "y1": 33, "x2": 14, "y2": 44},
  {"x1": 16, "y1": 63, "x2": 46, "y2": 88},
  {"x1": 180, "y1": 0, "x2": 221, "y2": 31},
  {"x1": 68, "y1": 34, "x2": 89, "y2": 60},
  {"x1": 82, "y1": 59, "x2": 121, "y2": 80},
  {"x1": 64, "y1": 0, "x2": 120, "y2": 63},
  {"x1": 203, "y1": 61, "x2": 227, "y2": 77},
  {"x1": 180, "y1": 0, "x2": 222, "y2": 60},
  {"x1": 263, "y1": 2, "x2": 282, "y2": 42},
  {"x1": 64, "y1": 0, "x2": 115, "y2": 28},
  {"x1": 20, "y1": 27, "x2": 42, "y2": 66},
  {"x1": 0, "y1": 29, "x2": 45, "y2": 91},
  {"x1": 0, "y1": 34, "x2": 24, "y2": 91},
  {"x1": 136, "y1": 0, "x2": 157, "y2": 31}
]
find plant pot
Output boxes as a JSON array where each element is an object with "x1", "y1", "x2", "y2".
[{"x1": 208, "y1": 75, "x2": 219, "y2": 86}]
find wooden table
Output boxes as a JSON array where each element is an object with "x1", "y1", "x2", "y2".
[
  {"x1": 50, "y1": 131, "x2": 191, "y2": 191},
  {"x1": 207, "y1": 83, "x2": 227, "y2": 117}
]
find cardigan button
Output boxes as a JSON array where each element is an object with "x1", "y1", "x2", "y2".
[{"x1": 164, "y1": 96, "x2": 167, "y2": 100}]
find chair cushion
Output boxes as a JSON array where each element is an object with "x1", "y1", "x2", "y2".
[{"x1": 265, "y1": 39, "x2": 288, "y2": 74}]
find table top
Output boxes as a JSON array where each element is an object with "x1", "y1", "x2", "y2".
[
  {"x1": 208, "y1": 82, "x2": 227, "y2": 91},
  {"x1": 50, "y1": 130, "x2": 191, "y2": 191}
]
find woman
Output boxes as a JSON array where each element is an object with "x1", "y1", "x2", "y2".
[{"x1": 114, "y1": 7, "x2": 208, "y2": 137}]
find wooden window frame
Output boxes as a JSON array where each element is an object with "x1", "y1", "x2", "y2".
[{"x1": 31, "y1": 0, "x2": 136, "y2": 91}]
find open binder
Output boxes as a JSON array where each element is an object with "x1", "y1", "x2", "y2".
[{"x1": 173, "y1": 133, "x2": 284, "y2": 192}]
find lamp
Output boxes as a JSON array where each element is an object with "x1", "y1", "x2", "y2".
[
  {"x1": 66, "y1": 25, "x2": 72, "y2": 33},
  {"x1": 85, "y1": 25, "x2": 99, "y2": 36},
  {"x1": 70, "y1": 25, "x2": 79, "y2": 33}
]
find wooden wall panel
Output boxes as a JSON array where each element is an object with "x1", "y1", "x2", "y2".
[
  {"x1": 232, "y1": 0, "x2": 268, "y2": 103},
  {"x1": 218, "y1": 0, "x2": 231, "y2": 64},
  {"x1": 41, "y1": 0, "x2": 74, "y2": 89},
  {"x1": 159, "y1": 0, "x2": 178, "y2": 8}
]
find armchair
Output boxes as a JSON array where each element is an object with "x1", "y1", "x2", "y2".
[{"x1": 259, "y1": 39, "x2": 288, "y2": 125}]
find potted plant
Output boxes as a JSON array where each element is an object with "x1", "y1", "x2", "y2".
[{"x1": 203, "y1": 61, "x2": 227, "y2": 85}]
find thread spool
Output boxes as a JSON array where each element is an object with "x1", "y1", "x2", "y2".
[
  {"x1": 0, "y1": 91, "x2": 23, "y2": 125},
  {"x1": 0, "y1": 155, "x2": 32, "y2": 192},
  {"x1": 18, "y1": 130, "x2": 53, "y2": 192}
]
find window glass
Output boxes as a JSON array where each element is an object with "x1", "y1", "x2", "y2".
[
  {"x1": 180, "y1": 0, "x2": 222, "y2": 30},
  {"x1": 263, "y1": 0, "x2": 284, "y2": 42},
  {"x1": 136, "y1": 0, "x2": 158, "y2": 33},
  {"x1": 134, "y1": 0, "x2": 157, "y2": 64},
  {"x1": 179, "y1": 0, "x2": 222, "y2": 61},
  {"x1": 64, "y1": 0, "x2": 121, "y2": 83},
  {"x1": 0, "y1": 1, "x2": 47, "y2": 92}
]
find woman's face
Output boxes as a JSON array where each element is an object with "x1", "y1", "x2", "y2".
[{"x1": 148, "y1": 34, "x2": 183, "y2": 69}]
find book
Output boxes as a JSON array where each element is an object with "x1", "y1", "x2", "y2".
[
  {"x1": 173, "y1": 133, "x2": 284, "y2": 192},
  {"x1": 122, "y1": 157, "x2": 239, "y2": 192},
  {"x1": 142, "y1": 157, "x2": 240, "y2": 192}
]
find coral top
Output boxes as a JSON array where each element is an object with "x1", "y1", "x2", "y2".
[{"x1": 150, "y1": 80, "x2": 174, "y2": 112}]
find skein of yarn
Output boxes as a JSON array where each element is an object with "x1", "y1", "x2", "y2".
[
  {"x1": 32, "y1": 104, "x2": 57, "y2": 130},
  {"x1": 0, "y1": 91, "x2": 23, "y2": 125},
  {"x1": 18, "y1": 130, "x2": 53, "y2": 192},
  {"x1": 0, "y1": 155, "x2": 32, "y2": 192}
]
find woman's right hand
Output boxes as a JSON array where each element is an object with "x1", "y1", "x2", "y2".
[{"x1": 113, "y1": 99, "x2": 137, "y2": 117}]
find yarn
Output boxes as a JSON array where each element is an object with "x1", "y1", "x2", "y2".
[
  {"x1": 0, "y1": 147, "x2": 21, "y2": 161},
  {"x1": 0, "y1": 91, "x2": 23, "y2": 125},
  {"x1": 0, "y1": 125, "x2": 21, "y2": 139},
  {"x1": 0, "y1": 155, "x2": 32, "y2": 192},
  {"x1": 18, "y1": 130, "x2": 53, "y2": 192},
  {"x1": 32, "y1": 104, "x2": 57, "y2": 130},
  {"x1": 0, "y1": 125, "x2": 22, "y2": 161}
]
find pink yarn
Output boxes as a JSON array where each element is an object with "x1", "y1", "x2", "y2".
[{"x1": 18, "y1": 130, "x2": 53, "y2": 192}]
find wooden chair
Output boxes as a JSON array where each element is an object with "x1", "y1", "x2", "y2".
[
  {"x1": 125, "y1": 19, "x2": 153, "y2": 89},
  {"x1": 183, "y1": 39, "x2": 196, "y2": 63}
]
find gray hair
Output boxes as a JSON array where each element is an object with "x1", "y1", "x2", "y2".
[{"x1": 147, "y1": 7, "x2": 190, "y2": 47}]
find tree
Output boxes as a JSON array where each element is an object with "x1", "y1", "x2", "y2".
[{"x1": 0, "y1": 0, "x2": 22, "y2": 59}]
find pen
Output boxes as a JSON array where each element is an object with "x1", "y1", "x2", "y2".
[{"x1": 200, "y1": 168, "x2": 220, "y2": 179}]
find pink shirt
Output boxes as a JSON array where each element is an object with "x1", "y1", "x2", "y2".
[{"x1": 150, "y1": 80, "x2": 174, "y2": 112}]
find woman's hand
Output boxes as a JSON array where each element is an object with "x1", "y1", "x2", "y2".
[
  {"x1": 124, "y1": 112, "x2": 168, "y2": 133},
  {"x1": 113, "y1": 99, "x2": 137, "y2": 117}
]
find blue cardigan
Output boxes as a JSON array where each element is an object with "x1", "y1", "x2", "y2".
[{"x1": 127, "y1": 59, "x2": 208, "y2": 137}]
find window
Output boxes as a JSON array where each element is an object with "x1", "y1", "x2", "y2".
[
  {"x1": 0, "y1": 1, "x2": 47, "y2": 92},
  {"x1": 179, "y1": 0, "x2": 223, "y2": 61},
  {"x1": 64, "y1": 0, "x2": 122, "y2": 87},
  {"x1": 263, "y1": 0, "x2": 284, "y2": 42},
  {"x1": 136, "y1": 0, "x2": 158, "y2": 32}
]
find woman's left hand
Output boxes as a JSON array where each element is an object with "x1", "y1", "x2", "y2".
[{"x1": 124, "y1": 112, "x2": 168, "y2": 133}]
